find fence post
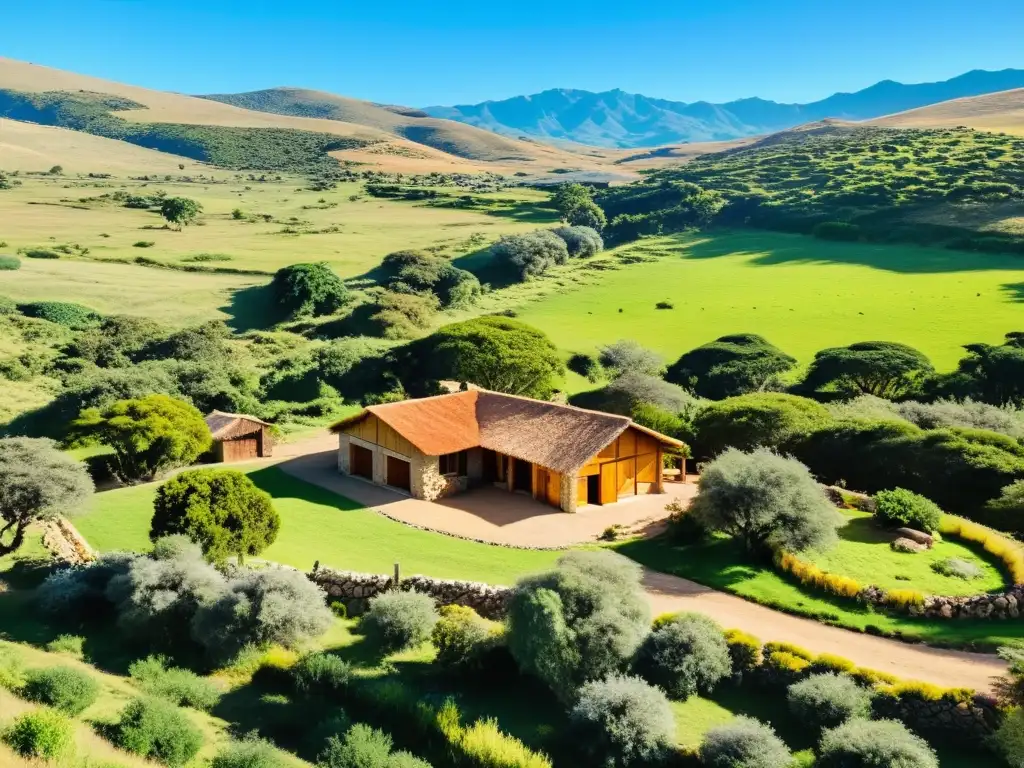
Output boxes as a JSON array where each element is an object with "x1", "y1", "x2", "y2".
[{"x1": 394, "y1": 562, "x2": 401, "y2": 587}]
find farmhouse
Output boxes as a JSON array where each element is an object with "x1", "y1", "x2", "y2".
[
  {"x1": 205, "y1": 410, "x2": 273, "y2": 462},
  {"x1": 330, "y1": 390, "x2": 683, "y2": 513}
]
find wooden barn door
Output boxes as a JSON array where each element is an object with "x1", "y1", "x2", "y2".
[
  {"x1": 350, "y1": 444, "x2": 373, "y2": 480},
  {"x1": 599, "y1": 464, "x2": 617, "y2": 505},
  {"x1": 386, "y1": 455, "x2": 411, "y2": 492}
]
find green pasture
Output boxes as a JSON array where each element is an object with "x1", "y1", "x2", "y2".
[
  {"x1": 72, "y1": 466, "x2": 561, "y2": 584},
  {"x1": 507, "y1": 230, "x2": 1024, "y2": 372}
]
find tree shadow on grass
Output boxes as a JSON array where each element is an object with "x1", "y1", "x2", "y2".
[
  {"x1": 665, "y1": 230, "x2": 1024, "y2": 274},
  {"x1": 246, "y1": 466, "x2": 364, "y2": 513},
  {"x1": 423, "y1": 197, "x2": 558, "y2": 225},
  {"x1": 710, "y1": 684, "x2": 817, "y2": 752},
  {"x1": 221, "y1": 282, "x2": 281, "y2": 333},
  {"x1": 837, "y1": 516, "x2": 894, "y2": 545},
  {"x1": 1002, "y1": 282, "x2": 1024, "y2": 303},
  {"x1": 613, "y1": 536, "x2": 762, "y2": 589}
]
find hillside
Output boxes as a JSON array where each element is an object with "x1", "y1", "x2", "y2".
[
  {"x1": 0, "y1": 58, "x2": 607, "y2": 174},
  {"x1": 872, "y1": 88, "x2": 1024, "y2": 135},
  {"x1": 425, "y1": 69, "x2": 1024, "y2": 148}
]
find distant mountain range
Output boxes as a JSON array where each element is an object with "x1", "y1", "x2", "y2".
[{"x1": 423, "y1": 69, "x2": 1024, "y2": 148}]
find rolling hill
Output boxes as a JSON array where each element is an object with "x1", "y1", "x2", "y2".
[
  {"x1": 871, "y1": 88, "x2": 1024, "y2": 135},
  {"x1": 0, "y1": 58, "x2": 610, "y2": 174},
  {"x1": 425, "y1": 69, "x2": 1024, "y2": 148}
]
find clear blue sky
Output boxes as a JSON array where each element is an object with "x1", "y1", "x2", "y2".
[{"x1": 2, "y1": 0, "x2": 1022, "y2": 107}]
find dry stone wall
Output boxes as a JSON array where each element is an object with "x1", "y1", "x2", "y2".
[{"x1": 308, "y1": 566, "x2": 511, "y2": 619}]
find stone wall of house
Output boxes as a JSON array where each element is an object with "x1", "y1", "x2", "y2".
[
  {"x1": 309, "y1": 566, "x2": 511, "y2": 619},
  {"x1": 560, "y1": 473, "x2": 577, "y2": 513},
  {"x1": 337, "y1": 434, "x2": 350, "y2": 473}
]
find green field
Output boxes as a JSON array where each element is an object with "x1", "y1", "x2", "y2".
[
  {"x1": 73, "y1": 466, "x2": 562, "y2": 584},
  {"x1": 507, "y1": 230, "x2": 1024, "y2": 372}
]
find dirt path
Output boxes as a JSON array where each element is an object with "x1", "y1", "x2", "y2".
[{"x1": 274, "y1": 430, "x2": 1008, "y2": 692}]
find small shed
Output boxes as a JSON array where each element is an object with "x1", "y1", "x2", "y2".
[{"x1": 205, "y1": 411, "x2": 273, "y2": 463}]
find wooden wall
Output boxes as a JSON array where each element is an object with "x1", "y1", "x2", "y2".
[
  {"x1": 576, "y1": 428, "x2": 662, "y2": 505},
  {"x1": 344, "y1": 415, "x2": 416, "y2": 458}
]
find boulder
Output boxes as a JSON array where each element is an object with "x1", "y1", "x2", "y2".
[{"x1": 894, "y1": 527, "x2": 934, "y2": 548}]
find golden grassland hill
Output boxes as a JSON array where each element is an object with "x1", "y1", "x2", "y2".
[
  {"x1": 0, "y1": 57, "x2": 616, "y2": 175},
  {"x1": 871, "y1": 87, "x2": 1024, "y2": 135}
]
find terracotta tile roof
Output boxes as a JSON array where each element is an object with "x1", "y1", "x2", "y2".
[
  {"x1": 205, "y1": 411, "x2": 271, "y2": 441},
  {"x1": 331, "y1": 391, "x2": 682, "y2": 474}
]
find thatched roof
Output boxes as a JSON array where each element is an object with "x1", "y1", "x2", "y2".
[
  {"x1": 205, "y1": 411, "x2": 271, "y2": 441},
  {"x1": 331, "y1": 391, "x2": 682, "y2": 474}
]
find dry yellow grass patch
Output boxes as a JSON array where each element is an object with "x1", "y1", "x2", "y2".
[{"x1": 871, "y1": 87, "x2": 1024, "y2": 135}]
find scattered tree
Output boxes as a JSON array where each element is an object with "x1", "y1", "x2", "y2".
[
  {"x1": 690, "y1": 392, "x2": 831, "y2": 458},
  {"x1": 73, "y1": 394, "x2": 212, "y2": 482},
  {"x1": 0, "y1": 437, "x2": 93, "y2": 556},
  {"x1": 490, "y1": 230, "x2": 569, "y2": 280},
  {"x1": 689, "y1": 448, "x2": 844, "y2": 556},
  {"x1": 802, "y1": 341, "x2": 933, "y2": 398},
  {"x1": 666, "y1": 334, "x2": 796, "y2": 399},
  {"x1": 160, "y1": 197, "x2": 202, "y2": 230},
  {"x1": 151, "y1": 469, "x2": 280, "y2": 564},
  {"x1": 564, "y1": 198, "x2": 607, "y2": 231},
  {"x1": 272, "y1": 263, "x2": 351, "y2": 318},
  {"x1": 551, "y1": 225, "x2": 603, "y2": 257},
  {"x1": 598, "y1": 340, "x2": 665, "y2": 377}
]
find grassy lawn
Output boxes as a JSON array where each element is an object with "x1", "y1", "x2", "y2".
[
  {"x1": 616, "y1": 534, "x2": 1024, "y2": 650},
  {"x1": 508, "y1": 230, "x2": 1024, "y2": 371},
  {"x1": 73, "y1": 466, "x2": 562, "y2": 585},
  {"x1": 806, "y1": 509, "x2": 1005, "y2": 596}
]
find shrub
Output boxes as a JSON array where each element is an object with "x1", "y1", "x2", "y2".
[
  {"x1": 292, "y1": 652, "x2": 351, "y2": 697},
  {"x1": 362, "y1": 591, "x2": 439, "y2": 652},
  {"x1": 940, "y1": 515, "x2": 1024, "y2": 584},
  {"x1": 802, "y1": 341, "x2": 933, "y2": 399},
  {"x1": 569, "y1": 674, "x2": 675, "y2": 768},
  {"x1": 817, "y1": 718, "x2": 938, "y2": 768},
  {"x1": 666, "y1": 334, "x2": 796, "y2": 400},
  {"x1": 983, "y1": 480, "x2": 1024, "y2": 533},
  {"x1": 453, "y1": 716, "x2": 551, "y2": 768},
  {"x1": 808, "y1": 654, "x2": 857, "y2": 676},
  {"x1": 550, "y1": 225, "x2": 603, "y2": 257},
  {"x1": 787, "y1": 673, "x2": 872, "y2": 732},
  {"x1": 850, "y1": 667, "x2": 899, "y2": 687},
  {"x1": 698, "y1": 716, "x2": 794, "y2": 768},
  {"x1": 0, "y1": 295, "x2": 16, "y2": 315},
  {"x1": 690, "y1": 393, "x2": 830, "y2": 458},
  {"x1": 2, "y1": 709, "x2": 74, "y2": 761},
  {"x1": 45, "y1": 634, "x2": 85, "y2": 656},
  {"x1": 689, "y1": 448, "x2": 844, "y2": 555},
  {"x1": 114, "y1": 697, "x2": 205, "y2": 767},
  {"x1": 931, "y1": 557, "x2": 984, "y2": 580},
  {"x1": 993, "y1": 707, "x2": 1024, "y2": 768},
  {"x1": 601, "y1": 371, "x2": 697, "y2": 415},
  {"x1": 598, "y1": 340, "x2": 665, "y2": 377},
  {"x1": 271, "y1": 262, "x2": 350, "y2": 318},
  {"x1": 212, "y1": 734, "x2": 290, "y2": 768},
  {"x1": 507, "y1": 551, "x2": 650, "y2": 702},
  {"x1": 763, "y1": 642, "x2": 813, "y2": 661},
  {"x1": 151, "y1": 469, "x2": 280, "y2": 565},
  {"x1": 192, "y1": 566, "x2": 332, "y2": 664},
  {"x1": 0, "y1": 254, "x2": 20, "y2": 270},
  {"x1": 22, "y1": 666, "x2": 100, "y2": 715},
  {"x1": 431, "y1": 605, "x2": 500, "y2": 673},
  {"x1": 873, "y1": 488, "x2": 942, "y2": 533},
  {"x1": 134, "y1": 240, "x2": 156, "y2": 248},
  {"x1": 763, "y1": 651, "x2": 811, "y2": 687},
  {"x1": 567, "y1": 352, "x2": 603, "y2": 382},
  {"x1": 723, "y1": 629, "x2": 762, "y2": 675},
  {"x1": 19, "y1": 300, "x2": 98, "y2": 329},
  {"x1": 655, "y1": 300, "x2": 673, "y2": 310},
  {"x1": 0, "y1": 649, "x2": 26, "y2": 691},
  {"x1": 490, "y1": 230, "x2": 569, "y2": 280},
  {"x1": 774, "y1": 552, "x2": 863, "y2": 599},
  {"x1": 36, "y1": 553, "x2": 135, "y2": 623},
  {"x1": 318, "y1": 723, "x2": 415, "y2": 768},
  {"x1": 882, "y1": 589, "x2": 926, "y2": 609},
  {"x1": 634, "y1": 613, "x2": 732, "y2": 699},
  {"x1": 128, "y1": 656, "x2": 221, "y2": 710},
  {"x1": 21, "y1": 247, "x2": 60, "y2": 259}
]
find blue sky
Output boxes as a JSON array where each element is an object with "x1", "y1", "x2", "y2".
[{"x1": 2, "y1": 0, "x2": 1022, "y2": 106}]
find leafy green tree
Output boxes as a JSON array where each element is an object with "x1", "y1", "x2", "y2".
[
  {"x1": 271, "y1": 263, "x2": 351, "y2": 318},
  {"x1": 151, "y1": 469, "x2": 280, "y2": 564},
  {"x1": 397, "y1": 317, "x2": 565, "y2": 398},
  {"x1": 565, "y1": 198, "x2": 607, "y2": 231},
  {"x1": 552, "y1": 182, "x2": 593, "y2": 218},
  {"x1": 0, "y1": 437, "x2": 93, "y2": 555},
  {"x1": 507, "y1": 551, "x2": 650, "y2": 702},
  {"x1": 689, "y1": 448, "x2": 844, "y2": 556},
  {"x1": 551, "y1": 225, "x2": 604, "y2": 257},
  {"x1": 666, "y1": 334, "x2": 796, "y2": 399},
  {"x1": 598, "y1": 340, "x2": 665, "y2": 377},
  {"x1": 690, "y1": 393, "x2": 831, "y2": 458},
  {"x1": 160, "y1": 197, "x2": 202, "y2": 229},
  {"x1": 73, "y1": 394, "x2": 212, "y2": 482},
  {"x1": 802, "y1": 341, "x2": 933, "y2": 398},
  {"x1": 945, "y1": 335, "x2": 1024, "y2": 406},
  {"x1": 491, "y1": 230, "x2": 569, "y2": 280},
  {"x1": 65, "y1": 315, "x2": 165, "y2": 368}
]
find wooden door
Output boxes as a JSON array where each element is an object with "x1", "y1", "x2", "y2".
[
  {"x1": 616, "y1": 457, "x2": 637, "y2": 497},
  {"x1": 535, "y1": 468, "x2": 548, "y2": 502},
  {"x1": 350, "y1": 444, "x2": 373, "y2": 480},
  {"x1": 386, "y1": 455, "x2": 411, "y2": 491},
  {"x1": 599, "y1": 464, "x2": 617, "y2": 505},
  {"x1": 546, "y1": 470, "x2": 561, "y2": 508},
  {"x1": 577, "y1": 476, "x2": 588, "y2": 506}
]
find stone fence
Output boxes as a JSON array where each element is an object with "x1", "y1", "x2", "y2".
[
  {"x1": 861, "y1": 585, "x2": 1024, "y2": 620},
  {"x1": 308, "y1": 566, "x2": 512, "y2": 620}
]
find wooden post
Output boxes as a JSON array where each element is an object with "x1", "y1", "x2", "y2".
[
  {"x1": 394, "y1": 562, "x2": 401, "y2": 586},
  {"x1": 654, "y1": 446, "x2": 664, "y2": 493},
  {"x1": 680, "y1": 455, "x2": 687, "y2": 483},
  {"x1": 507, "y1": 456, "x2": 515, "y2": 492}
]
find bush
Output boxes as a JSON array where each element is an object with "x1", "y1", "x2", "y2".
[
  {"x1": 993, "y1": 707, "x2": 1024, "y2": 768},
  {"x1": 633, "y1": 613, "x2": 732, "y2": 699},
  {"x1": 151, "y1": 469, "x2": 280, "y2": 565},
  {"x1": 601, "y1": 372, "x2": 697, "y2": 416},
  {"x1": 22, "y1": 666, "x2": 100, "y2": 715},
  {"x1": 567, "y1": 352, "x2": 603, "y2": 382},
  {"x1": 0, "y1": 650, "x2": 26, "y2": 691},
  {"x1": 361, "y1": 591, "x2": 439, "y2": 652},
  {"x1": 36, "y1": 553, "x2": 135, "y2": 623},
  {"x1": 690, "y1": 393, "x2": 830, "y2": 458},
  {"x1": 490, "y1": 230, "x2": 569, "y2": 280},
  {"x1": 723, "y1": 629, "x2": 761, "y2": 675},
  {"x1": 431, "y1": 605, "x2": 500, "y2": 673},
  {"x1": 128, "y1": 656, "x2": 221, "y2": 710},
  {"x1": 192, "y1": 567, "x2": 332, "y2": 664},
  {"x1": 598, "y1": 340, "x2": 665, "y2": 377},
  {"x1": 19, "y1": 300, "x2": 98, "y2": 329},
  {"x1": 931, "y1": 557, "x2": 984, "y2": 580},
  {"x1": 550, "y1": 225, "x2": 603, "y2": 257},
  {"x1": 318, "y1": 723, "x2": 428, "y2": 768},
  {"x1": 0, "y1": 254, "x2": 20, "y2": 270},
  {"x1": 666, "y1": 334, "x2": 796, "y2": 400},
  {"x1": 212, "y1": 734, "x2": 290, "y2": 768},
  {"x1": 21, "y1": 247, "x2": 60, "y2": 259},
  {"x1": 802, "y1": 341, "x2": 933, "y2": 399},
  {"x1": 114, "y1": 697, "x2": 204, "y2": 766},
  {"x1": 689, "y1": 448, "x2": 844, "y2": 556},
  {"x1": 45, "y1": 636, "x2": 83, "y2": 658},
  {"x1": 775, "y1": 552, "x2": 862, "y2": 599},
  {"x1": 787, "y1": 673, "x2": 872, "y2": 732},
  {"x1": 817, "y1": 718, "x2": 938, "y2": 768},
  {"x1": 698, "y1": 716, "x2": 793, "y2": 768},
  {"x1": 272, "y1": 262, "x2": 350, "y2": 318},
  {"x1": 0, "y1": 295, "x2": 16, "y2": 315},
  {"x1": 983, "y1": 480, "x2": 1024, "y2": 533},
  {"x1": 569, "y1": 674, "x2": 675, "y2": 768},
  {"x1": 2, "y1": 709, "x2": 74, "y2": 761},
  {"x1": 134, "y1": 240, "x2": 156, "y2": 248},
  {"x1": 292, "y1": 652, "x2": 351, "y2": 697},
  {"x1": 450, "y1": 715, "x2": 550, "y2": 768},
  {"x1": 507, "y1": 551, "x2": 650, "y2": 702},
  {"x1": 874, "y1": 488, "x2": 942, "y2": 533}
]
